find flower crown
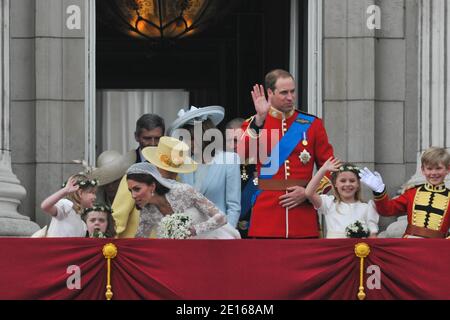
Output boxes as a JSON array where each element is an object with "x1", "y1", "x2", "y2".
[
  {"x1": 82, "y1": 204, "x2": 113, "y2": 215},
  {"x1": 331, "y1": 164, "x2": 361, "y2": 178},
  {"x1": 62, "y1": 178, "x2": 99, "y2": 189}
]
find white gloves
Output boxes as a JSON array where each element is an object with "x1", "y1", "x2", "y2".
[{"x1": 359, "y1": 167, "x2": 385, "y2": 193}]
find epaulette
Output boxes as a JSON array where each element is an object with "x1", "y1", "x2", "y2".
[{"x1": 296, "y1": 108, "x2": 318, "y2": 119}]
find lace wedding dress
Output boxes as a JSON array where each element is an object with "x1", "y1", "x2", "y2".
[{"x1": 136, "y1": 181, "x2": 241, "y2": 239}]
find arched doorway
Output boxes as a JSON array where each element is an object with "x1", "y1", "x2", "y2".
[{"x1": 94, "y1": 0, "x2": 309, "y2": 155}]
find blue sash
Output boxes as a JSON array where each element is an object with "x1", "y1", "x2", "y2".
[
  {"x1": 260, "y1": 112, "x2": 315, "y2": 178},
  {"x1": 251, "y1": 112, "x2": 315, "y2": 207}
]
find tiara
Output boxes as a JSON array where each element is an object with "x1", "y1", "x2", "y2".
[
  {"x1": 62, "y1": 178, "x2": 99, "y2": 189},
  {"x1": 82, "y1": 204, "x2": 113, "y2": 215}
]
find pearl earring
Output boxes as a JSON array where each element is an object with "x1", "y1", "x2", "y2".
[{"x1": 151, "y1": 190, "x2": 154, "y2": 197}]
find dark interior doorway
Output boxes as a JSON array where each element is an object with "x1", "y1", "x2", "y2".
[{"x1": 96, "y1": 0, "x2": 308, "y2": 124}]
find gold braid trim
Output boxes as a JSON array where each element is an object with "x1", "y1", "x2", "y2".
[
  {"x1": 373, "y1": 190, "x2": 388, "y2": 201},
  {"x1": 316, "y1": 176, "x2": 332, "y2": 195},
  {"x1": 243, "y1": 116, "x2": 260, "y2": 139}
]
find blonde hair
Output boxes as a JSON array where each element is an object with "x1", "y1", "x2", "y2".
[
  {"x1": 330, "y1": 162, "x2": 362, "y2": 204},
  {"x1": 421, "y1": 147, "x2": 450, "y2": 168},
  {"x1": 65, "y1": 173, "x2": 97, "y2": 214}
]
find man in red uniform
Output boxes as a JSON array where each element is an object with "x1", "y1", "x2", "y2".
[
  {"x1": 360, "y1": 147, "x2": 450, "y2": 238},
  {"x1": 240, "y1": 69, "x2": 334, "y2": 238}
]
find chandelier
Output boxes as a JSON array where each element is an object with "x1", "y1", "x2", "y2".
[{"x1": 100, "y1": 0, "x2": 233, "y2": 41}]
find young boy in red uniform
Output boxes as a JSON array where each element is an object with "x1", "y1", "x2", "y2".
[{"x1": 360, "y1": 147, "x2": 450, "y2": 238}]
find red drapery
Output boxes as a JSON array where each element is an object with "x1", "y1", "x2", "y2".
[{"x1": 0, "y1": 239, "x2": 449, "y2": 300}]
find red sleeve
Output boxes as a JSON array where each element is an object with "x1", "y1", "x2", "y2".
[
  {"x1": 312, "y1": 118, "x2": 334, "y2": 169},
  {"x1": 237, "y1": 117, "x2": 260, "y2": 164},
  {"x1": 374, "y1": 189, "x2": 411, "y2": 217},
  {"x1": 312, "y1": 118, "x2": 334, "y2": 192}
]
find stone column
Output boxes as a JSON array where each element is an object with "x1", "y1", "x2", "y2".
[
  {"x1": 0, "y1": 0, "x2": 39, "y2": 236},
  {"x1": 323, "y1": 0, "x2": 376, "y2": 175},
  {"x1": 307, "y1": 0, "x2": 323, "y2": 118},
  {"x1": 406, "y1": 0, "x2": 450, "y2": 188},
  {"x1": 34, "y1": 0, "x2": 87, "y2": 226}
]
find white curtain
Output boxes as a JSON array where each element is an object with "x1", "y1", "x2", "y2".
[{"x1": 97, "y1": 90, "x2": 189, "y2": 154}]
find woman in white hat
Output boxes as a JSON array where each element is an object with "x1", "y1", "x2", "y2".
[
  {"x1": 126, "y1": 155, "x2": 240, "y2": 239},
  {"x1": 167, "y1": 106, "x2": 241, "y2": 229}
]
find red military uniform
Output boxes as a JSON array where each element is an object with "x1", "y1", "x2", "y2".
[
  {"x1": 374, "y1": 183, "x2": 450, "y2": 238},
  {"x1": 240, "y1": 107, "x2": 334, "y2": 238}
]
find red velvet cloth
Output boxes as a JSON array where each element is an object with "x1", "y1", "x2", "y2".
[{"x1": 0, "y1": 238, "x2": 449, "y2": 300}]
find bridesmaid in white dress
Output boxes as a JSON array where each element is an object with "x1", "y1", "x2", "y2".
[{"x1": 305, "y1": 157, "x2": 379, "y2": 238}]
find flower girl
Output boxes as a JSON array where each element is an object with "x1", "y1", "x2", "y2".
[
  {"x1": 82, "y1": 204, "x2": 117, "y2": 238},
  {"x1": 40, "y1": 174, "x2": 97, "y2": 237},
  {"x1": 305, "y1": 157, "x2": 379, "y2": 238}
]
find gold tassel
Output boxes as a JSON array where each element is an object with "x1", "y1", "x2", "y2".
[
  {"x1": 354, "y1": 242, "x2": 370, "y2": 300},
  {"x1": 102, "y1": 243, "x2": 118, "y2": 300}
]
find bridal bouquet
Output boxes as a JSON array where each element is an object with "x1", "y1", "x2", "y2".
[
  {"x1": 345, "y1": 220, "x2": 370, "y2": 238},
  {"x1": 157, "y1": 213, "x2": 193, "y2": 239}
]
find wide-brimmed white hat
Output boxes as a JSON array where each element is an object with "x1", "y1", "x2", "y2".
[
  {"x1": 126, "y1": 162, "x2": 174, "y2": 189},
  {"x1": 142, "y1": 136, "x2": 197, "y2": 174},
  {"x1": 167, "y1": 105, "x2": 225, "y2": 136},
  {"x1": 91, "y1": 150, "x2": 136, "y2": 186}
]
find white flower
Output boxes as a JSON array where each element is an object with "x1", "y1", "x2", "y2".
[
  {"x1": 92, "y1": 229, "x2": 106, "y2": 238},
  {"x1": 345, "y1": 220, "x2": 369, "y2": 238},
  {"x1": 158, "y1": 213, "x2": 193, "y2": 239}
]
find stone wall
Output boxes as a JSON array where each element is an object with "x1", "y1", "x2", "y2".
[
  {"x1": 374, "y1": 0, "x2": 418, "y2": 197},
  {"x1": 10, "y1": 0, "x2": 37, "y2": 223},
  {"x1": 322, "y1": 0, "x2": 419, "y2": 229},
  {"x1": 10, "y1": 0, "x2": 86, "y2": 227}
]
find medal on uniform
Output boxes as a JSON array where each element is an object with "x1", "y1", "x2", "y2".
[
  {"x1": 299, "y1": 149, "x2": 311, "y2": 164},
  {"x1": 241, "y1": 165, "x2": 249, "y2": 181},
  {"x1": 302, "y1": 132, "x2": 308, "y2": 146},
  {"x1": 253, "y1": 177, "x2": 258, "y2": 186}
]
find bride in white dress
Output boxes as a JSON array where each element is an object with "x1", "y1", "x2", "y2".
[{"x1": 126, "y1": 162, "x2": 240, "y2": 239}]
